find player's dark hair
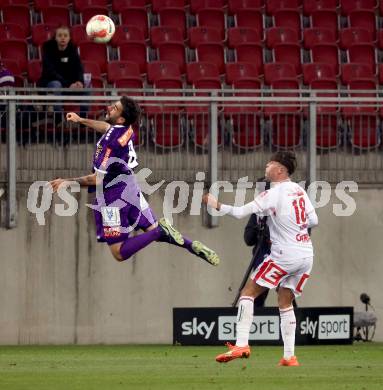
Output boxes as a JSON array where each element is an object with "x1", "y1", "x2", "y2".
[
  {"x1": 120, "y1": 96, "x2": 141, "y2": 126},
  {"x1": 270, "y1": 151, "x2": 297, "y2": 175}
]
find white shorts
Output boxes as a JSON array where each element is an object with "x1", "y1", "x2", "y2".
[{"x1": 250, "y1": 256, "x2": 313, "y2": 297}]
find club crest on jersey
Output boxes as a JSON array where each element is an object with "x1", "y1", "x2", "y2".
[
  {"x1": 95, "y1": 144, "x2": 103, "y2": 159},
  {"x1": 118, "y1": 126, "x2": 133, "y2": 146},
  {"x1": 101, "y1": 206, "x2": 121, "y2": 227}
]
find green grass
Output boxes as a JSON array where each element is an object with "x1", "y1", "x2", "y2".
[{"x1": 0, "y1": 344, "x2": 382, "y2": 390}]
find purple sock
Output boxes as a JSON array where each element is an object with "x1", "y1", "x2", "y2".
[
  {"x1": 119, "y1": 227, "x2": 161, "y2": 260},
  {"x1": 183, "y1": 236, "x2": 194, "y2": 253}
]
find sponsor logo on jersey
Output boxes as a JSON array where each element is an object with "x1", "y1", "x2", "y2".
[
  {"x1": 103, "y1": 226, "x2": 121, "y2": 237},
  {"x1": 101, "y1": 147, "x2": 112, "y2": 168},
  {"x1": 95, "y1": 144, "x2": 103, "y2": 159},
  {"x1": 296, "y1": 233, "x2": 311, "y2": 242},
  {"x1": 118, "y1": 126, "x2": 133, "y2": 146}
]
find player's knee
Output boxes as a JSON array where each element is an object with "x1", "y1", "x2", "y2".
[{"x1": 109, "y1": 245, "x2": 124, "y2": 262}]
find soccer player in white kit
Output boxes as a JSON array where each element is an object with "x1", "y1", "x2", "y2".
[{"x1": 203, "y1": 151, "x2": 318, "y2": 366}]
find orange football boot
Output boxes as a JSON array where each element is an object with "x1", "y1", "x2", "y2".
[
  {"x1": 216, "y1": 343, "x2": 251, "y2": 363},
  {"x1": 278, "y1": 356, "x2": 300, "y2": 366}
]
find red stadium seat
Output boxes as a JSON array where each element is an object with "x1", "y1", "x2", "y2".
[
  {"x1": 41, "y1": 6, "x2": 70, "y2": 26},
  {"x1": 274, "y1": 43, "x2": 302, "y2": 74},
  {"x1": 190, "y1": 0, "x2": 226, "y2": 13},
  {"x1": 157, "y1": 42, "x2": 186, "y2": 73},
  {"x1": 114, "y1": 77, "x2": 143, "y2": 91},
  {"x1": 79, "y1": 42, "x2": 108, "y2": 73},
  {"x1": 158, "y1": 8, "x2": 187, "y2": 38},
  {"x1": 266, "y1": 0, "x2": 301, "y2": 14},
  {"x1": 112, "y1": 25, "x2": 146, "y2": 47},
  {"x1": 348, "y1": 44, "x2": 376, "y2": 75},
  {"x1": 348, "y1": 10, "x2": 377, "y2": 39},
  {"x1": 112, "y1": 0, "x2": 147, "y2": 13},
  {"x1": 310, "y1": 10, "x2": 338, "y2": 38},
  {"x1": 341, "y1": 63, "x2": 374, "y2": 85},
  {"x1": 310, "y1": 78, "x2": 338, "y2": 113},
  {"x1": 273, "y1": 10, "x2": 301, "y2": 36},
  {"x1": 266, "y1": 27, "x2": 299, "y2": 49},
  {"x1": 0, "y1": 39, "x2": 28, "y2": 72},
  {"x1": 196, "y1": 43, "x2": 225, "y2": 74},
  {"x1": 1, "y1": 5, "x2": 31, "y2": 36},
  {"x1": 264, "y1": 62, "x2": 297, "y2": 84},
  {"x1": 236, "y1": 43, "x2": 264, "y2": 75},
  {"x1": 339, "y1": 28, "x2": 373, "y2": 50},
  {"x1": 120, "y1": 7, "x2": 149, "y2": 39},
  {"x1": 378, "y1": 64, "x2": 383, "y2": 84},
  {"x1": 188, "y1": 27, "x2": 222, "y2": 49},
  {"x1": 34, "y1": 0, "x2": 70, "y2": 11},
  {"x1": 228, "y1": 0, "x2": 263, "y2": 14},
  {"x1": 347, "y1": 114, "x2": 380, "y2": 149},
  {"x1": 27, "y1": 60, "x2": 42, "y2": 85},
  {"x1": 340, "y1": 0, "x2": 377, "y2": 16},
  {"x1": 0, "y1": 0, "x2": 29, "y2": 4},
  {"x1": 235, "y1": 9, "x2": 263, "y2": 36},
  {"x1": 311, "y1": 43, "x2": 339, "y2": 76},
  {"x1": 73, "y1": 0, "x2": 108, "y2": 12},
  {"x1": 0, "y1": 23, "x2": 27, "y2": 42},
  {"x1": 82, "y1": 60, "x2": 103, "y2": 88},
  {"x1": 152, "y1": 0, "x2": 185, "y2": 13},
  {"x1": 227, "y1": 27, "x2": 261, "y2": 48},
  {"x1": 80, "y1": 7, "x2": 109, "y2": 24},
  {"x1": 151, "y1": 26, "x2": 183, "y2": 48},
  {"x1": 196, "y1": 8, "x2": 225, "y2": 39},
  {"x1": 150, "y1": 113, "x2": 184, "y2": 148},
  {"x1": 71, "y1": 25, "x2": 90, "y2": 46},
  {"x1": 303, "y1": 0, "x2": 337, "y2": 15},
  {"x1": 32, "y1": 24, "x2": 57, "y2": 47},
  {"x1": 225, "y1": 62, "x2": 259, "y2": 84},
  {"x1": 187, "y1": 62, "x2": 220, "y2": 85},
  {"x1": 119, "y1": 42, "x2": 147, "y2": 74},
  {"x1": 302, "y1": 63, "x2": 335, "y2": 85},
  {"x1": 316, "y1": 114, "x2": 340, "y2": 148},
  {"x1": 269, "y1": 114, "x2": 302, "y2": 148},
  {"x1": 107, "y1": 61, "x2": 141, "y2": 84},
  {"x1": 147, "y1": 61, "x2": 181, "y2": 84},
  {"x1": 303, "y1": 28, "x2": 336, "y2": 50}
]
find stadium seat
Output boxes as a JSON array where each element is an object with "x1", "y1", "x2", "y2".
[
  {"x1": 378, "y1": 64, "x2": 383, "y2": 84},
  {"x1": 227, "y1": 27, "x2": 261, "y2": 48},
  {"x1": 158, "y1": 8, "x2": 187, "y2": 38},
  {"x1": 269, "y1": 114, "x2": 302, "y2": 148},
  {"x1": 273, "y1": 43, "x2": 302, "y2": 74},
  {"x1": 348, "y1": 115, "x2": 380, "y2": 149},
  {"x1": 73, "y1": 0, "x2": 108, "y2": 12},
  {"x1": 151, "y1": 26, "x2": 183, "y2": 48},
  {"x1": 266, "y1": 27, "x2": 299, "y2": 49},
  {"x1": 119, "y1": 42, "x2": 147, "y2": 74},
  {"x1": 348, "y1": 10, "x2": 377, "y2": 39},
  {"x1": 0, "y1": 39, "x2": 28, "y2": 72},
  {"x1": 112, "y1": 0, "x2": 147, "y2": 13},
  {"x1": 190, "y1": 0, "x2": 226, "y2": 14},
  {"x1": 228, "y1": 0, "x2": 263, "y2": 14},
  {"x1": 80, "y1": 7, "x2": 109, "y2": 24},
  {"x1": 196, "y1": 8, "x2": 225, "y2": 40},
  {"x1": 188, "y1": 27, "x2": 222, "y2": 49},
  {"x1": 302, "y1": 63, "x2": 335, "y2": 84},
  {"x1": 266, "y1": 0, "x2": 301, "y2": 15},
  {"x1": 79, "y1": 42, "x2": 108, "y2": 73},
  {"x1": 316, "y1": 114, "x2": 340, "y2": 148},
  {"x1": 264, "y1": 62, "x2": 297, "y2": 84},
  {"x1": 27, "y1": 60, "x2": 42, "y2": 85},
  {"x1": 235, "y1": 43, "x2": 264, "y2": 75},
  {"x1": 196, "y1": 43, "x2": 225, "y2": 74},
  {"x1": 311, "y1": 43, "x2": 339, "y2": 76},
  {"x1": 112, "y1": 25, "x2": 146, "y2": 47},
  {"x1": 340, "y1": 0, "x2": 377, "y2": 16},
  {"x1": 41, "y1": 6, "x2": 70, "y2": 26},
  {"x1": 342, "y1": 79, "x2": 377, "y2": 116},
  {"x1": 120, "y1": 7, "x2": 149, "y2": 39},
  {"x1": 310, "y1": 10, "x2": 338, "y2": 38},
  {"x1": 0, "y1": 23, "x2": 27, "y2": 42},
  {"x1": 150, "y1": 113, "x2": 184, "y2": 148},
  {"x1": 348, "y1": 44, "x2": 376, "y2": 74},
  {"x1": 310, "y1": 78, "x2": 338, "y2": 113},
  {"x1": 225, "y1": 62, "x2": 259, "y2": 85},
  {"x1": 34, "y1": 0, "x2": 70, "y2": 11},
  {"x1": 0, "y1": 59, "x2": 24, "y2": 87},
  {"x1": 71, "y1": 25, "x2": 90, "y2": 47},
  {"x1": 157, "y1": 42, "x2": 186, "y2": 73},
  {"x1": 339, "y1": 28, "x2": 373, "y2": 50},
  {"x1": 273, "y1": 10, "x2": 301, "y2": 37},
  {"x1": 32, "y1": 24, "x2": 57, "y2": 48},
  {"x1": 303, "y1": 28, "x2": 336, "y2": 50},
  {"x1": 341, "y1": 63, "x2": 374, "y2": 85},
  {"x1": 1, "y1": 5, "x2": 31, "y2": 36},
  {"x1": 147, "y1": 61, "x2": 181, "y2": 85},
  {"x1": 303, "y1": 0, "x2": 338, "y2": 15},
  {"x1": 82, "y1": 60, "x2": 103, "y2": 89},
  {"x1": 152, "y1": 0, "x2": 185, "y2": 13},
  {"x1": 235, "y1": 9, "x2": 263, "y2": 36},
  {"x1": 187, "y1": 62, "x2": 220, "y2": 85},
  {"x1": 107, "y1": 61, "x2": 141, "y2": 84},
  {"x1": 114, "y1": 77, "x2": 143, "y2": 92}
]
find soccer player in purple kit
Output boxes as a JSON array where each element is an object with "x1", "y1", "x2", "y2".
[{"x1": 49, "y1": 96, "x2": 219, "y2": 266}]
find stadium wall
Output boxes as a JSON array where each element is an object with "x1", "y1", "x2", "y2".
[{"x1": 0, "y1": 187, "x2": 382, "y2": 344}]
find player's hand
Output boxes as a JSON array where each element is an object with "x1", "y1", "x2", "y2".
[
  {"x1": 202, "y1": 193, "x2": 219, "y2": 210},
  {"x1": 66, "y1": 112, "x2": 82, "y2": 123},
  {"x1": 49, "y1": 178, "x2": 68, "y2": 193}
]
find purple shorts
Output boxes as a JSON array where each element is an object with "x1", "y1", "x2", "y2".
[{"x1": 93, "y1": 186, "x2": 157, "y2": 245}]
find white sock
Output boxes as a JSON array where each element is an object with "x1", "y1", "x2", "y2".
[
  {"x1": 235, "y1": 296, "x2": 254, "y2": 347},
  {"x1": 279, "y1": 306, "x2": 296, "y2": 359}
]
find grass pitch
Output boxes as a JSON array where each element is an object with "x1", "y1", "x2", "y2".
[{"x1": 0, "y1": 343, "x2": 382, "y2": 390}]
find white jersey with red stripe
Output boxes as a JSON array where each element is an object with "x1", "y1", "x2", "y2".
[{"x1": 220, "y1": 180, "x2": 318, "y2": 262}]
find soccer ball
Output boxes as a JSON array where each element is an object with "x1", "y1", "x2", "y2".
[{"x1": 86, "y1": 15, "x2": 115, "y2": 43}]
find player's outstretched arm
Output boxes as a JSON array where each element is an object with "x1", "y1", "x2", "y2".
[
  {"x1": 49, "y1": 173, "x2": 97, "y2": 193},
  {"x1": 66, "y1": 112, "x2": 110, "y2": 133}
]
